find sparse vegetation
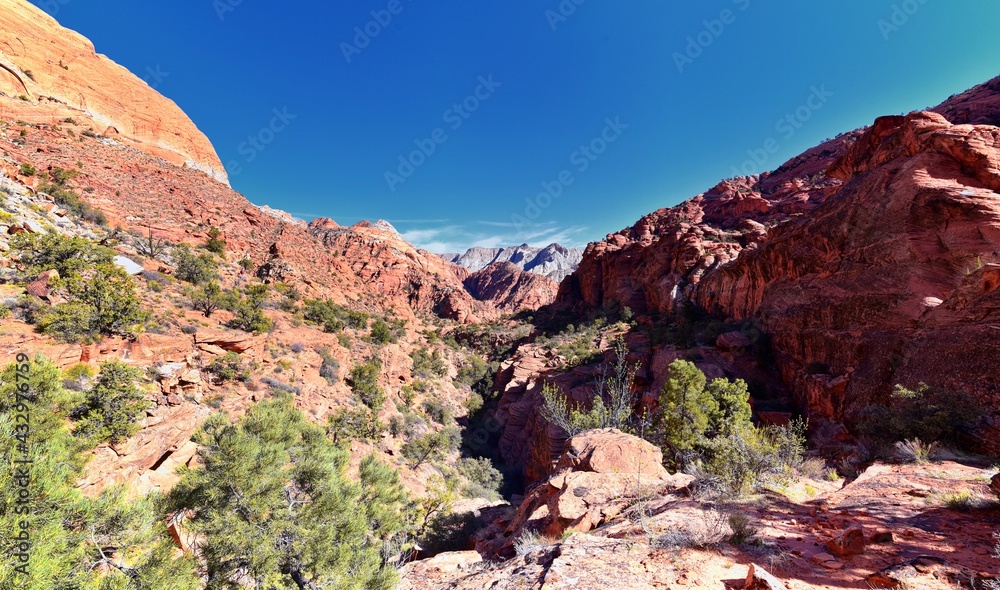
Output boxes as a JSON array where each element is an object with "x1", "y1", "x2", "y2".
[
  {"x1": 317, "y1": 347, "x2": 340, "y2": 384},
  {"x1": 411, "y1": 347, "x2": 448, "y2": 379},
  {"x1": 29, "y1": 252, "x2": 149, "y2": 343},
  {"x1": 204, "y1": 226, "x2": 226, "y2": 255},
  {"x1": 224, "y1": 283, "x2": 273, "y2": 334},
  {"x1": 172, "y1": 244, "x2": 218, "y2": 285},
  {"x1": 70, "y1": 360, "x2": 150, "y2": 444},
  {"x1": 167, "y1": 395, "x2": 408, "y2": 589},
  {"x1": 349, "y1": 359, "x2": 385, "y2": 409},
  {"x1": 204, "y1": 351, "x2": 253, "y2": 383},
  {"x1": 36, "y1": 167, "x2": 107, "y2": 225},
  {"x1": 540, "y1": 337, "x2": 637, "y2": 436},
  {"x1": 859, "y1": 382, "x2": 983, "y2": 449}
]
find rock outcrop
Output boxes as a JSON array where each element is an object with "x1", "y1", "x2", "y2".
[
  {"x1": 475, "y1": 429, "x2": 693, "y2": 558},
  {"x1": 556, "y1": 76, "x2": 1000, "y2": 448},
  {"x1": 0, "y1": 0, "x2": 228, "y2": 183},
  {"x1": 443, "y1": 243, "x2": 584, "y2": 282},
  {"x1": 463, "y1": 262, "x2": 558, "y2": 313}
]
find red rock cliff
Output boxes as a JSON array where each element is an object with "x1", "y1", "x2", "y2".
[{"x1": 0, "y1": 0, "x2": 228, "y2": 183}]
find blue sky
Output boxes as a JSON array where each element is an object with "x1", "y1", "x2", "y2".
[{"x1": 35, "y1": 0, "x2": 1000, "y2": 253}]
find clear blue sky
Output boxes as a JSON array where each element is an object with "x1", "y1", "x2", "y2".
[{"x1": 35, "y1": 0, "x2": 1000, "y2": 252}]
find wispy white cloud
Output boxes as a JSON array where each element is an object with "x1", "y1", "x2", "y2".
[{"x1": 399, "y1": 222, "x2": 589, "y2": 254}]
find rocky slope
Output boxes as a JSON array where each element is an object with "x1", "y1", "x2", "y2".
[
  {"x1": 556, "y1": 75, "x2": 1000, "y2": 451},
  {"x1": 443, "y1": 243, "x2": 584, "y2": 282},
  {"x1": 462, "y1": 261, "x2": 558, "y2": 314},
  {"x1": 402, "y1": 430, "x2": 1000, "y2": 590},
  {"x1": 0, "y1": 0, "x2": 227, "y2": 183}
]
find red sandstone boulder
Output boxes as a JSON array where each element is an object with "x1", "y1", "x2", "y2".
[
  {"x1": 826, "y1": 525, "x2": 866, "y2": 557},
  {"x1": 744, "y1": 564, "x2": 787, "y2": 590}
]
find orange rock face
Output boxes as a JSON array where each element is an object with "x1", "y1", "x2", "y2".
[
  {"x1": 463, "y1": 262, "x2": 558, "y2": 314},
  {"x1": 557, "y1": 76, "x2": 1000, "y2": 449},
  {"x1": 0, "y1": 0, "x2": 227, "y2": 183}
]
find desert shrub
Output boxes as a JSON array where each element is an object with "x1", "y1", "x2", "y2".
[
  {"x1": 261, "y1": 377, "x2": 301, "y2": 396},
  {"x1": 205, "y1": 352, "x2": 253, "y2": 383},
  {"x1": 204, "y1": 226, "x2": 225, "y2": 255},
  {"x1": 303, "y1": 298, "x2": 346, "y2": 333},
  {"x1": 62, "y1": 363, "x2": 95, "y2": 391},
  {"x1": 858, "y1": 382, "x2": 982, "y2": 447},
  {"x1": 6, "y1": 294, "x2": 43, "y2": 323},
  {"x1": 71, "y1": 360, "x2": 149, "y2": 444},
  {"x1": 37, "y1": 301, "x2": 94, "y2": 343},
  {"x1": 172, "y1": 244, "x2": 218, "y2": 285},
  {"x1": 455, "y1": 355, "x2": 489, "y2": 386},
  {"x1": 167, "y1": 396, "x2": 407, "y2": 589},
  {"x1": 728, "y1": 512, "x2": 760, "y2": 546},
  {"x1": 513, "y1": 530, "x2": 549, "y2": 556},
  {"x1": 317, "y1": 348, "x2": 340, "y2": 384},
  {"x1": 942, "y1": 491, "x2": 986, "y2": 512},
  {"x1": 19, "y1": 162, "x2": 35, "y2": 176},
  {"x1": 190, "y1": 281, "x2": 233, "y2": 318},
  {"x1": 699, "y1": 419, "x2": 807, "y2": 497},
  {"x1": 350, "y1": 360, "x2": 384, "y2": 409},
  {"x1": 463, "y1": 391, "x2": 484, "y2": 414},
  {"x1": 238, "y1": 257, "x2": 255, "y2": 272},
  {"x1": 11, "y1": 232, "x2": 113, "y2": 279},
  {"x1": 289, "y1": 342, "x2": 305, "y2": 353},
  {"x1": 369, "y1": 318, "x2": 395, "y2": 345},
  {"x1": 411, "y1": 347, "x2": 447, "y2": 379},
  {"x1": 38, "y1": 264, "x2": 148, "y2": 343},
  {"x1": 328, "y1": 406, "x2": 385, "y2": 445},
  {"x1": 401, "y1": 427, "x2": 460, "y2": 467},
  {"x1": 540, "y1": 337, "x2": 636, "y2": 436},
  {"x1": 457, "y1": 457, "x2": 503, "y2": 500},
  {"x1": 422, "y1": 396, "x2": 452, "y2": 425},
  {"x1": 225, "y1": 283, "x2": 273, "y2": 334},
  {"x1": 893, "y1": 438, "x2": 938, "y2": 464}
]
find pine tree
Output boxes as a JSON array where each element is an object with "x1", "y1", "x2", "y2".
[
  {"x1": 168, "y1": 394, "x2": 407, "y2": 589},
  {"x1": 72, "y1": 360, "x2": 150, "y2": 444},
  {"x1": 0, "y1": 355, "x2": 198, "y2": 589},
  {"x1": 656, "y1": 359, "x2": 717, "y2": 455}
]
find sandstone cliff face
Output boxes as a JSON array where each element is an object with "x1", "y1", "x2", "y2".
[
  {"x1": 555, "y1": 76, "x2": 1000, "y2": 449},
  {"x1": 444, "y1": 243, "x2": 584, "y2": 282},
  {"x1": 0, "y1": 0, "x2": 227, "y2": 183},
  {"x1": 308, "y1": 218, "x2": 488, "y2": 323},
  {"x1": 697, "y1": 111, "x2": 1000, "y2": 437},
  {"x1": 463, "y1": 262, "x2": 558, "y2": 314}
]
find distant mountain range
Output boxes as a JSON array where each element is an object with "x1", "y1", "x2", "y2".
[{"x1": 441, "y1": 243, "x2": 584, "y2": 282}]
